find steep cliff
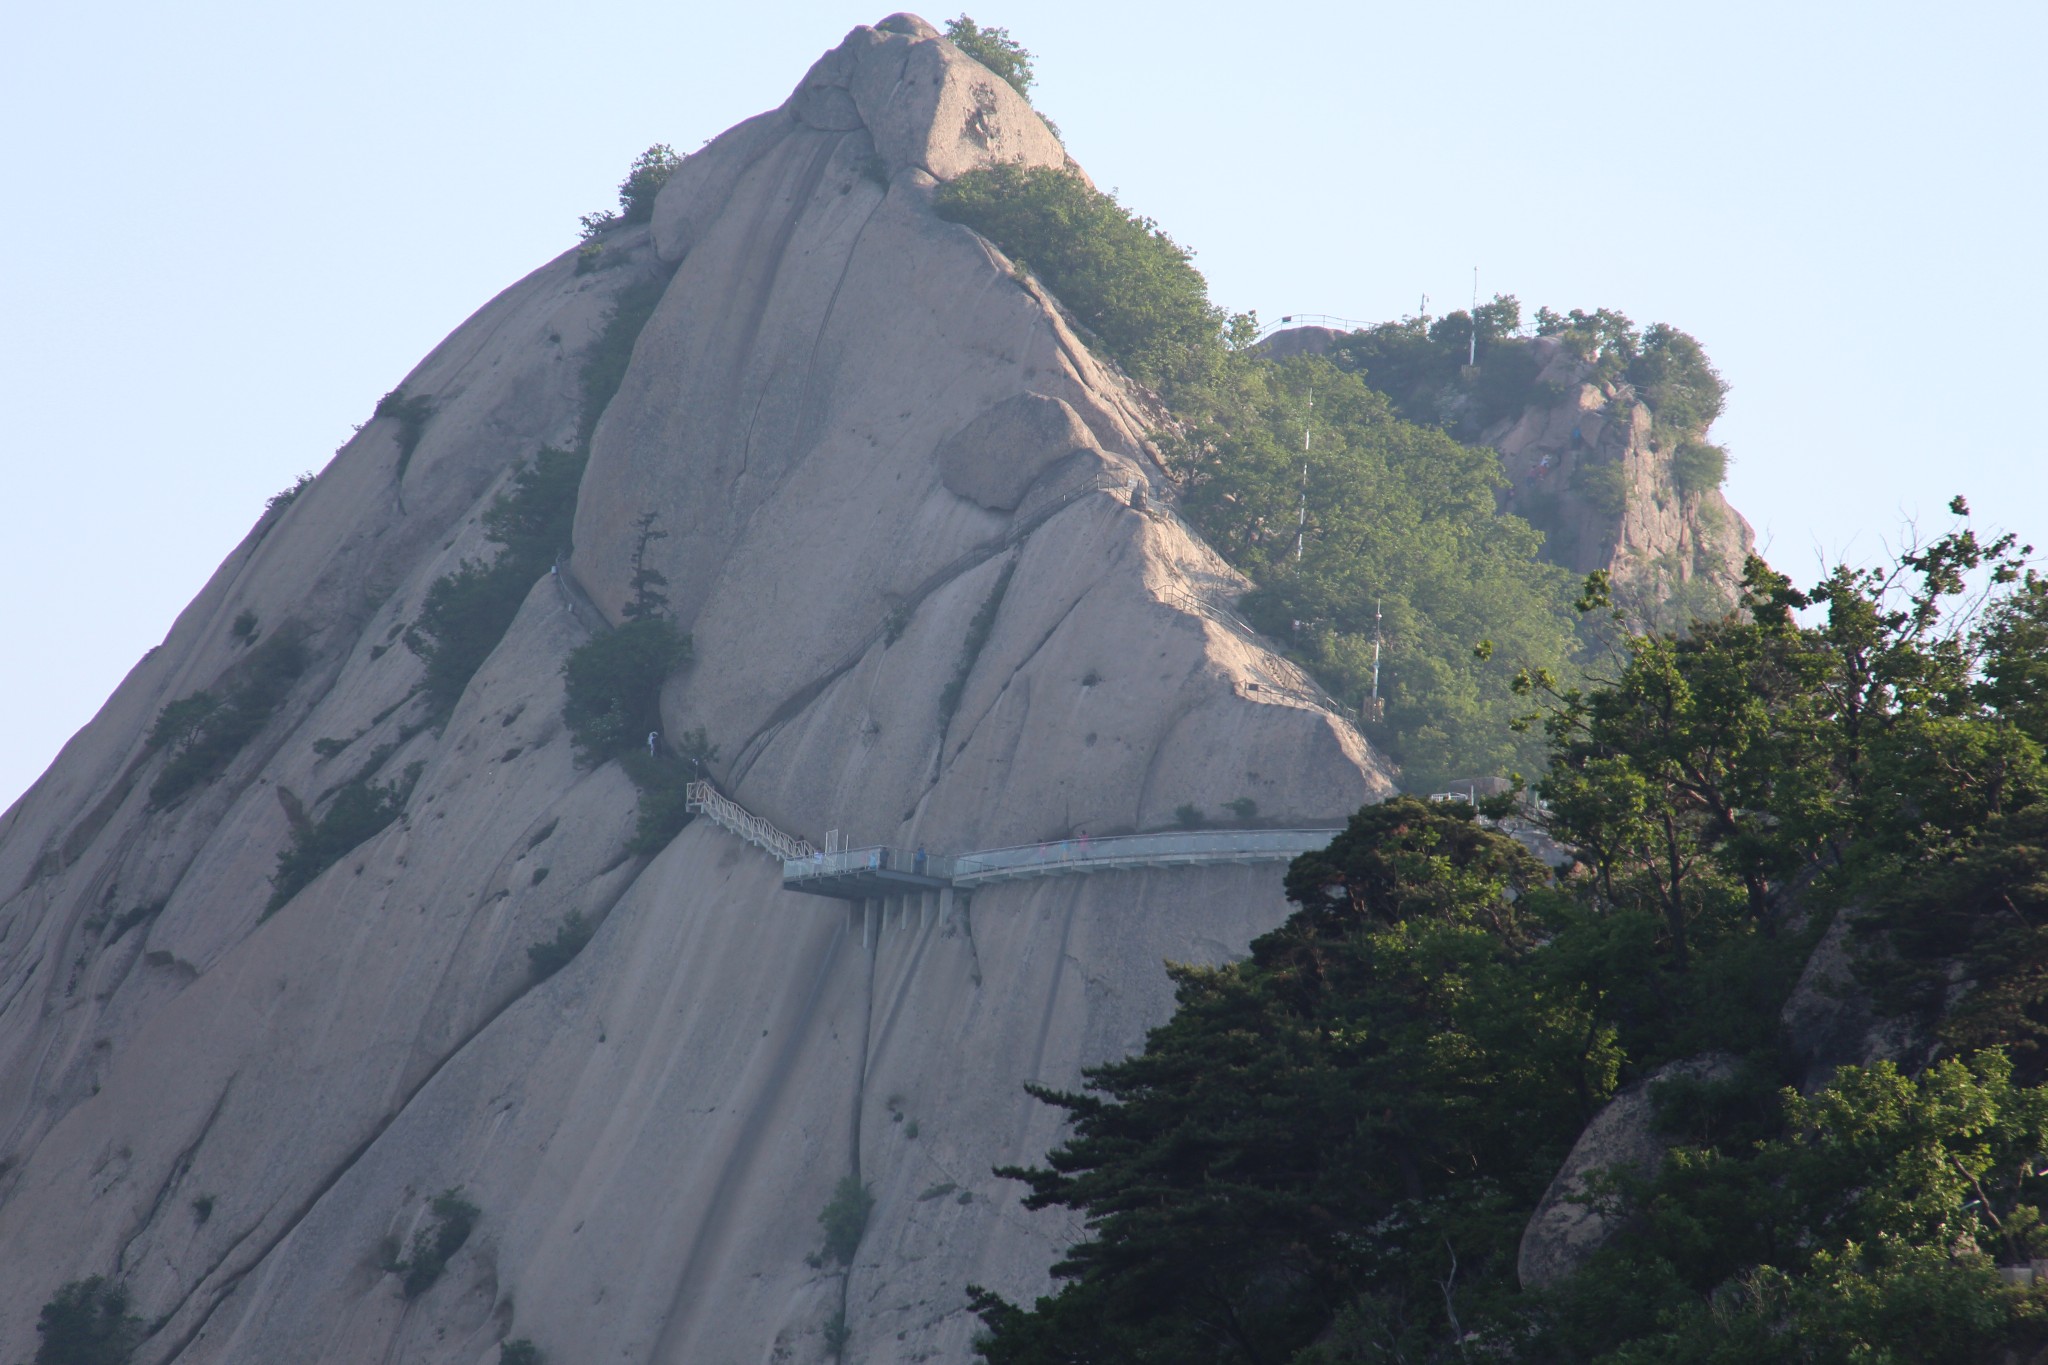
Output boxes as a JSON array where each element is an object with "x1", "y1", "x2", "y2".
[
  {"x1": 1488, "y1": 335, "x2": 1755, "y2": 624},
  {"x1": 0, "y1": 16, "x2": 1391, "y2": 1364}
]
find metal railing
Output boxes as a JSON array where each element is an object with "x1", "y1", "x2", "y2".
[
  {"x1": 677, "y1": 773, "x2": 1343, "y2": 895},
  {"x1": 782, "y1": 845, "x2": 957, "y2": 884},
  {"x1": 951, "y1": 828, "x2": 1339, "y2": 887},
  {"x1": 1256, "y1": 313, "x2": 1373, "y2": 338},
  {"x1": 685, "y1": 780, "x2": 815, "y2": 863}
]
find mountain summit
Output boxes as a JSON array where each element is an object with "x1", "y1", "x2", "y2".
[{"x1": 0, "y1": 16, "x2": 1390, "y2": 1363}]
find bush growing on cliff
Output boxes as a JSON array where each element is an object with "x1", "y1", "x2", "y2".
[
  {"x1": 392, "y1": 1188, "x2": 481, "y2": 1299},
  {"x1": 562, "y1": 618, "x2": 690, "y2": 764},
  {"x1": 526, "y1": 910, "x2": 594, "y2": 981},
  {"x1": 621, "y1": 727, "x2": 717, "y2": 853},
  {"x1": 617, "y1": 144, "x2": 681, "y2": 223},
  {"x1": 268, "y1": 762, "x2": 421, "y2": 912},
  {"x1": 1572, "y1": 455, "x2": 1631, "y2": 518},
  {"x1": 1628, "y1": 321, "x2": 1727, "y2": 439},
  {"x1": 407, "y1": 445, "x2": 586, "y2": 717},
  {"x1": 561, "y1": 513, "x2": 689, "y2": 765},
  {"x1": 147, "y1": 627, "x2": 310, "y2": 807},
  {"x1": 1671, "y1": 439, "x2": 1729, "y2": 495},
  {"x1": 556, "y1": 512, "x2": 706, "y2": 853},
  {"x1": 33, "y1": 1276, "x2": 141, "y2": 1365},
  {"x1": 376, "y1": 388, "x2": 436, "y2": 484},
  {"x1": 818, "y1": 1175, "x2": 875, "y2": 1266},
  {"x1": 263, "y1": 471, "x2": 313, "y2": 518},
  {"x1": 944, "y1": 15, "x2": 1035, "y2": 99}
]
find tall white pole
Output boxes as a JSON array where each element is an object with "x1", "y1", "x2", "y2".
[
  {"x1": 1469, "y1": 266, "x2": 1479, "y2": 367},
  {"x1": 1370, "y1": 599, "x2": 1383, "y2": 701},
  {"x1": 1296, "y1": 390, "x2": 1312, "y2": 561}
]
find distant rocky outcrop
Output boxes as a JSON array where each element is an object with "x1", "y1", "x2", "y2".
[
  {"x1": 1263, "y1": 325, "x2": 1756, "y2": 623},
  {"x1": 1488, "y1": 336, "x2": 1754, "y2": 622},
  {"x1": 0, "y1": 17, "x2": 1390, "y2": 1365}
]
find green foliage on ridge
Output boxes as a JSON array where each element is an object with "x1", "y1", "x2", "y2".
[
  {"x1": 1332, "y1": 300, "x2": 1731, "y2": 496},
  {"x1": 580, "y1": 143, "x2": 684, "y2": 240},
  {"x1": 617, "y1": 144, "x2": 681, "y2": 224},
  {"x1": 934, "y1": 164, "x2": 1584, "y2": 789},
  {"x1": 944, "y1": 14, "x2": 1035, "y2": 100},
  {"x1": 934, "y1": 164, "x2": 1222, "y2": 387},
  {"x1": 973, "y1": 511, "x2": 2048, "y2": 1362}
]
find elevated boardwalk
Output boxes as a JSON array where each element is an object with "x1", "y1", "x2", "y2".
[
  {"x1": 688, "y1": 780, "x2": 1338, "y2": 902},
  {"x1": 779, "y1": 846, "x2": 956, "y2": 901},
  {"x1": 948, "y1": 829, "x2": 1339, "y2": 887}
]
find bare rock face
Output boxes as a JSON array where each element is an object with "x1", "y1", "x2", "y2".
[
  {"x1": 938, "y1": 392, "x2": 1099, "y2": 511},
  {"x1": 0, "y1": 16, "x2": 1392, "y2": 1365},
  {"x1": 1517, "y1": 1053, "x2": 1737, "y2": 1290},
  {"x1": 1780, "y1": 907, "x2": 1933, "y2": 1093},
  {"x1": 1489, "y1": 347, "x2": 1755, "y2": 620}
]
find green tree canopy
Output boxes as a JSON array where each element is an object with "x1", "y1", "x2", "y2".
[
  {"x1": 934, "y1": 164, "x2": 1222, "y2": 386},
  {"x1": 975, "y1": 799, "x2": 1609, "y2": 1364},
  {"x1": 976, "y1": 509, "x2": 2048, "y2": 1363},
  {"x1": 944, "y1": 15, "x2": 1035, "y2": 99},
  {"x1": 617, "y1": 144, "x2": 681, "y2": 223}
]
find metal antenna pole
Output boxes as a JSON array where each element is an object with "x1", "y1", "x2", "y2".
[
  {"x1": 1362, "y1": 598, "x2": 1386, "y2": 723},
  {"x1": 1370, "y1": 599, "x2": 1383, "y2": 700},
  {"x1": 1296, "y1": 389, "x2": 1313, "y2": 561},
  {"x1": 1469, "y1": 267, "x2": 1479, "y2": 367}
]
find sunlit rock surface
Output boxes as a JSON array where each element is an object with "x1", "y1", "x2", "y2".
[{"x1": 0, "y1": 16, "x2": 1392, "y2": 1363}]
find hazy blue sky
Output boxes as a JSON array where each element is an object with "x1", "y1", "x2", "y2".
[{"x1": 4, "y1": 1, "x2": 2042, "y2": 812}]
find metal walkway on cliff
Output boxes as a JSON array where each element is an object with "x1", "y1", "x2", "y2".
[{"x1": 685, "y1": 781, "x2": 1338, "y2": 903}]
